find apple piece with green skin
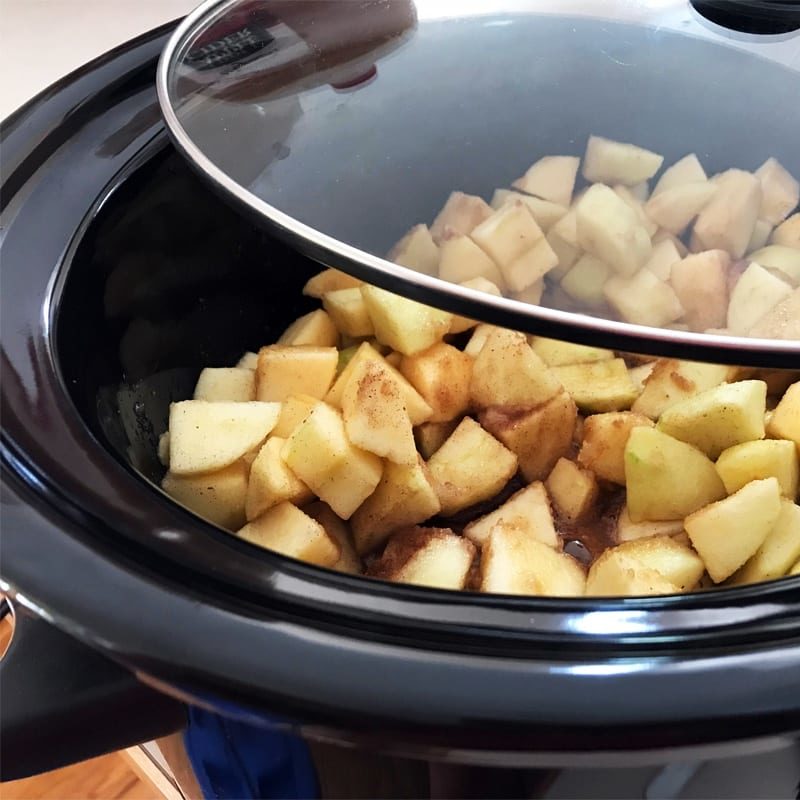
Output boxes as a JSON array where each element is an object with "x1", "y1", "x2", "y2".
[
  {"x1": 604, "y1": 269, "x2": 684, "y2": 328},
  {"x1": 669, "y1": 250, "x2": 730, "y2": 332},
  {"x1": 512, "y1": 155, "x2": 580, "y2": 207},
  {"x1": 387, "y1": 224, "x2": 439, "y2": 276},
  {"x1": 582, "y1": 135, "x2": 663, "y2": 186},
  {"x1": 729, "y1": 499, "x2": 800, "y2": 585},
  {"x1": 429, "y1": 191, "x2": 493, "y2": 244},
  {"x1": 624, "y1": 427, "x2": 726, "y2": 522},
  {"x1": 656, "y1": 380, "x2": 767, "y2": 460},
  {"x1": 427, "y1": 417, "x2": 518, "y2": 516},
  {"x1": 464, "y1": 481, "x2": 559, "y2": 549},
  {"x1": 238, "y1": 501, "x2": 340, "y2": 568},
  {"x1": 341, "y1": 358, "x2": 417, "y2": 465},
  {"x1": 651, "y1": 153, "x2": 707, "y2": 195},
  {"x1": 755, "y1": 157, "x2": 799, "y2": 225},
  {"x1": 693, "y1": 169, "x2": 761, "y2": 258},
  {"x1": 685, "y1": 478, "x2": 782, "y2": 583},
  {"x1": 162, "y1": 460, "x2": 249, "y2": 530},
  {"x1": 716, "y1": 439, "x2": 799, "y2": 498},
  {"x1": 481, "y1": 528, "x2": 585, "y2": 596},
  {"x1": 282, "y1": 402, "x2": 383, "y2": 520},
  {"x1": 578, "y1": 411, "x2": 654, "y2": 484},
  {"x1": 576, "y1": 184, "x2": 652, "y2": 277},
  {"x1": 361, "y1": 285, "x2": 452, "y2": 356},
  {"x1": 169, "y1": 400, "x2": 280, "y2": 475},
  {"x1": 550, "y1": 359, "x2": 639, "y2": 413},
  {"x1": 350, "y1": 457, "x2": 441, "y2": 556}
]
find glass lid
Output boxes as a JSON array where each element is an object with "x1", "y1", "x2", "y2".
[{"x1": 158, "y1": 0, "x2": 800, "y2": 367}]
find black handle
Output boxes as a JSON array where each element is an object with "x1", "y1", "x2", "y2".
[
  {"x1": 691, "y1": 1, "x2": 800, "y2": 33},
  {"x1": 0, "y1": 599, "x2": 186, "y2": 781}
]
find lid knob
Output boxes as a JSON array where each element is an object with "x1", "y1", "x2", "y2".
[{"x1": 691, "y1": 1, "x2": 800, "y2": 33}]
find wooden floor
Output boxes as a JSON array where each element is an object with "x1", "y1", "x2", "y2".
[{"x1": 1, "y1": 753, "x2": 156, "y2": 800}]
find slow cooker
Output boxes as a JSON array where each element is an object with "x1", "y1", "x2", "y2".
[{"x1": 2, "y1": 0, "x2": 800, "y2": 794}]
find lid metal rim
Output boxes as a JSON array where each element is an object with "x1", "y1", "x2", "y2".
[{"x1": 157, "y1": 0, "x2": 800, "y2": 368}]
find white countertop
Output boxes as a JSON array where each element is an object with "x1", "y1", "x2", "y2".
[{"x1": 0, "y1": 0, "x2": 197, "y2": 120}]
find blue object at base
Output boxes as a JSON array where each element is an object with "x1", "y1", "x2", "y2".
[{"x1": 184, "y1": 706, "x2": 320, "y2": 800}]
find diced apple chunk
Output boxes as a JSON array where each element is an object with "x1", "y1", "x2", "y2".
[
  {"x1": 387, "y1": 224, "x2": 439, "y2": 275},
  {"x1": 625, "y1": 427, "x2": 726, "y2": 522},
  {"x1": 613, "y1": 185, "x2": 658, "y2": 236},
  {"x1": 560, "y1": 254, "x2": 610, "y2": 307},
  {"x1": 503, "y1": 236, "x2": 559, "y2": 292},
  {"x1": 306, "y1": 502, "x2": 362, "y2": 574},
  {"x1": 480, "y1": 391, "x2": 576, "y2": 482},
  {"x1": 246, "y1": 436, "x2": 313, "y2": 520},
  {"x1": 470, "y1": 328, "x2": 563, "y2": 409},
  {"x1": 716, "y1": 439, "x2": 799, "y2": 498},
  {"x1": 326, "y1": 342, "x2": 433, "y2": 425},
  {"x1": 657, "y1": 380, "x2": 766, "y2": 460},
  {"x1": 599, "y1": 536, "x2": 704, "y2": 591},
  {"x1": 464, "y1": 482, "x2": 558, "y2": 548},
  {"x1": 322, "y1": 288, "x2": 374, "y2": 338},
  {"x1": 350, "y1": 457, "x2": 441, "y2": 555},
  {"x1": 576, "y1": 184, "x2": 652, "y2": 277},
  {"x1": 342, "y1": 358, "x2": 417, "y2": 464},
  {"x1": 669, "y1": 250, "x2": 730, "y2": 331},
  {"x1": 169, "y1": 400, "x2": 280, "y2": 475},
  {"x1": 194, "y1": 368, "x2": 256, "y2": 402},
  {"x1": 578, "y1": 411, "x2": 654, "y2": 484},
  {"x1": 162, "y1": 461, "x2": 249, "y2": 530},
  {"x1": 770, "y1": 213, "x2": 800, "y2": 249},
  {"x1": 427, "y1": 417, "x2": 518, "y2": 516},
  {"x1": 237, "y1": 502, "x2": 340, "y2": 568},
  {"x1": 272, "y1": 394, "x2": 318, "y2": 438},
  {"x1": 430, "y1": 192, "x2": 493, "y2": 244},
  {"x1": 685, "y1": 478, "x2": 782, "y2": 583},
  {"x1": 651, "y1": 153, "x2": 707, "y2": 196},
  {"x1": 585, "y1": 549, "x2": 679, "y2": 597},
  {"x1": 449, "y1": 277, "x2": 503, "y2": 335},
  {"x1": 438, "y1": 233, "x2": 506, "y2": 290},
  {"x1": 616, "y1": 506, "x2": 684, "y2": 543},
  {"x1": 371, "y1": 527, "x2": 475, "y2": 590},
  {"x1": 278, "y1": 309, "x2": 339, "y2": 347},
  {"x1": 582, "y1": 135, "x2": 664, "y2": 186},
  {"x1": 463, "y1": 323, "x2": 501, "y2": 358},
  {"x1": 727, "y1": 262, "x2": 793, "y2": 335},
  {"x1": 528, "y1": 337, "x2": 614, "y2": 367},
  {"x1": 551, "y1": 359, "x2": 639, "y2": 413},
  {"x1": 755, "y1": 157, "x2": 800, "y2": 225},
  {"x1": 490, "y1": 189, "x2": 567, "y2": 230},
  {"x1": 361, "y1": 285, "x2": 452, "y2": 356},
  {"x1": 730, "y1": 499, "x2": 800, "y2": 585},
  {"x1": 513, "y1": 155, "x2": 580, "y2": 207},
  {"x1": 643, "y1": 238, "x2": 682, "y2": 281},
  {"x1": 747, "y1": 219, "x2": 773, "y2": 254},
  {"x1": 400, "y1": 342, "x2": 472, "y2": 423},
  {"x1": 481, "y1": 528, "x2": 585, "y2": 596},
  {"x1": 749, "y1": 245, "x2": 800, "y2": 286},
  {"x1": 604, "y1": 269, "x2": 684, "y2": 328},
  {"x1": 693, "y1": 169, "x2": 761, "y2": 258},
  {"x1": 303, "y1": 268, "x2": 362, "y2": 298},
  {"x1": 414, "y1": 420, "x2": 459, "y2": 460},
  {"x1": 236, "y1": 351, "x2": 259, "y2": 369},
  {"x1": 282, "y1": 402, "x2": 383, "y2": 519},
  {"x1": 644, "y1": 182, "x2": 716, "y2": 235},
  {"x1": 546, "y1": 458, "x2": 598, "y2": 523},
  {"x1": 632, "y1": 359, "x2": 735, "y2": 420},
  {"x1": 256, "y1": 345, "x2": 338, "y2": 402},
  {"x1": 767, "y1": 382, "x2": 800, "y2": 451}
]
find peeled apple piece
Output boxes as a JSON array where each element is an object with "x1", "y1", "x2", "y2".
[
  {"x1": 604, "y1": 269, "x2": 684, "y2": 328},
  {"x1": 644, "y1": 181, "x2": 717, "y2": 235},
  {"x1": 669, "y1": 250, "x2": 729, "y2": 332},
  {"x1": 770, "y1": 213, "x2": 800, "y2": 249},
  {"x1": 727, "y1": 262, "x2": 792, "y2": 335},
  {"x1": 755, "y1": 157, "x2": 800, "y2": 225},
  {"x1": 582, "y1": 135, "x2": 664, "y2": 186},
  {"x1": 651, "y1": 153, "x2": 707, "y2": 196},
  {"x1": 748, "y1": 245, "x2": 800, "y2": 286},
  {"x1": 512, "y1": 155, "x2": 580, "y2": 208}
]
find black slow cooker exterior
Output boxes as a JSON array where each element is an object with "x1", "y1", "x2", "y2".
[{"x1": 2, "y1": 16, "x2": 800, "y2": 777}]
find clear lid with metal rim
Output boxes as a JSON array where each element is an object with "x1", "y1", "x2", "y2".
[{"x1": 158, "y1": 0, "x2": 800, "y2": 367}]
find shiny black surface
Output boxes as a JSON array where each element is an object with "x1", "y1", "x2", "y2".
[
  {"x1": 2, "y1": 23, "x2": 800, "y2": 765},
  {"x1": 158, "y1": 0, "x2": 800, "y2": 367}
]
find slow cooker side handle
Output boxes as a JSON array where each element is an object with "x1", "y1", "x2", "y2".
[{"x1": 0, "y1": 600, "x2": 186, "y2": 781}]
